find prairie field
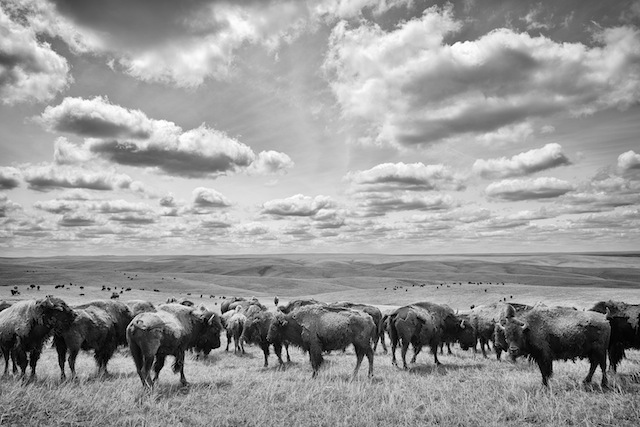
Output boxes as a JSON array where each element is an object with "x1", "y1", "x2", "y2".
[{"x1": 0, "y1": 253, "x2": 639, "y2": 426}]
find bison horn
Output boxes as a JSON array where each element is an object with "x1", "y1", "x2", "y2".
[
  {"x1": 605, "y1": 307, "x2": 613, "y2": 320},
  {"x1": 460, "y1": 319, "x2": 465, "y2": 329},
  {"x1": 496, "y1": 322, "x2": 506, "y2": 331},
  {"x1": 520, "y1": 321, "x2": 529, "y2": 332}
]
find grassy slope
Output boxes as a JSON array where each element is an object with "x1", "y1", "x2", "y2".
[{"x1": 0, "y1": 254, "x2": 639, "y2": 426}]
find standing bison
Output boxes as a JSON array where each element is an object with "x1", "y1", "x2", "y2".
[
  {"x1": 470, "y1": 302, "x2": 533, "y2": 360},
  {"x1": 329, "y1": 301, "x2": 385, "y2": 352},
  {"x1": 53, "y1": 300, "x2": 133, "y2": 379},
  {"x1": 267, "y1": 305, "x2": 375, "y2": 379},
  {"x1": 241, "y1": 309, "x2": 287, "y2": 367},
  {"x1": 126, "y1": 303, "x2": 222, "y2": 388},
  {"x1": 589, "y1": 300, "x2": 640, "y2": 372},
  {"x1": 0, "y1": 296, "x2": 76, "y2": 379},
  {"x1": 493, "y1": 303, "x2": 533, "y2": 360},
  {"x1": 221, "y1": 306, "x2": 246, "y2": 354},
  {"x1": 498, "y1": 304, "x2": 610, "y2": 387}
]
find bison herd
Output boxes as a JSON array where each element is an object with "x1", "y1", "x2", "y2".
[{"x1": 0, "y1": 294, "x2": 639, "y2": 390}]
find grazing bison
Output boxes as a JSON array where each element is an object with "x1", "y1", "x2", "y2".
[
  {"x1": 241, "y1": 310, "x2": 288, "y2": 367},
  {"x1": 329, "y1": 302, "x2": 385, "y2": 352},
  {"x1": 388, "y1": 305, "x2": 440, "y2": 369},
  {"x1": 589, "y1": 300, "x2": 640, "y2": 372},
  {"x1": 498, "y1": 304, "x2": 610, "y2": 387},
  {"x1": 126, "y1": 300, "x2": 156, "y2": 317},
  {"x1": 267, "y1": 305, "x2": 375, "y2": 379},
  {"x1": 493, "y1": 303, "x2": 534, "y2": 360},
  {"x1": 221, "y1": 307, "x2": 246, "y2": 354},
  {"x1": 127, "y1": 303, "x2": 222, "y2": 388},
  {"x1": 0, "y1": 296, "x2": 76, "y2": 379},
  {"x1": 53, "y1": 300, "x2": 133, "y2": 380}
]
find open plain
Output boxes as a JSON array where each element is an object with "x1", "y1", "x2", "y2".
[{"x1": 1, "y1": 253, "x2": 639, "y2": 426}]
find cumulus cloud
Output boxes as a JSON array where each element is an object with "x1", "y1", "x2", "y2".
[
  {"x1": 192, "y1": 187, "x2": 231, "y2": 209},
  {"x1": 0, "y1": 5, "x2": 71, "y2": 104},
  {"x1": 345, "y1": 162, "x2": 466, "y2": 192},
  {"x1": 324, "y1": 6, "x2": 640, "y2": 147},
  {"x1": 618, "y1": 150, "x2": 640, "y2": 173},
  {"x1": 22, "y1": 164, "x2": 136, "y2": 192},
  {"x1": 0, "y1": 167, "x2": 21, "y2": 190},
  {"x1": 262, "y1": 194, "x2": 335, "y2": 217},
  {"x1": 40, "y1": 97, "x2": 294, "y2": 178},
  {"x1": 485, "y1": 177, "x2": 575, "y2": 201},
  {"x1": 0, "y1": 193, "x2": 21, "y2": 217},
  {"x1": 58, "y1": 212, "x2": 96, "y2": 227},
  {"x1": 357, "y1": 193, "x2": 457, "y2": 216},
  {"x1": 473, "y1": 143, "x2": 571, "y2": 179}
]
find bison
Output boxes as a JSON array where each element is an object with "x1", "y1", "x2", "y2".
[
  {"x1": 53, "y1": 299, "x2": 133, "y2": 380},
  {"x1": 126, "y1": 300, "x2": 156, "y2": 317},
  {"x1": 329, "y1": 301, "x2": 385, "y2": 352},
  {"x1": 589, "y1": 300, "x2": 640, "y2": 372},
  {"x1": 493, "y1": 303, "x2": 534, "y2": 360},
  {"x1": 470, "y1": 302, "x2": 533, "y2": 360},
  {"x1": 497, "y1": 304, "x2": 610, "y2": 387},
  {"x1": 267, "y1": 305, "x2": 375, "y2": 379},
  {"x1": 277, "y1": 298, "x2": 325, "y2": 314},
  {"x1": 0, "y1": 296, "x2": 76, "y2": 379},
  {"x1": 221, "y1": 306, "x2": 246, "y2": 354},
  {"x1": 126, "y1": 303, "x2": 222, "y2": 388},
  {"x1": 241, "y1": 309, "x2": 288, "y2": 367},
  {"x1": 388, "y1": 305, "x2": 440, "y2": 369}
]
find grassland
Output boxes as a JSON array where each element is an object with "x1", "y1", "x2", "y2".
[{"x1": 0, "y1": 253, "x2": 639, "y2": 426}]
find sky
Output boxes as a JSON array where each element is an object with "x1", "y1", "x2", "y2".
[{"x1": 1, "y1": 0, "x2": 639, "y2": 257}]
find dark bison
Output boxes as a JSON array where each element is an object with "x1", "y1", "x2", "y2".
[
  {"x1": 388, "y1": 305, "x2": 440, "y2": 369},
  {"x1": 241, "y1": 309, "x2": 288, "y2": 367},
  {"x1": 497, "y1": 304, "x2": 610, "y2": 387},
  {"x1": 126, "y1": 303, "x2": 223, "y2": 388},
  {"x1": 470, "y1": 302, "x2": 533, "y2": 359},
  {"x1": 493, "y1": 303, "x2": 534, "y2": 360},
  {"x1": 53, "y1": 300, "x2": 133, "y2": 379},
  {"x1": 267, "y1": 305, "x2": 375, "y2": 379},
  {"x1": 0, "y1": 296, "x2": 76, "y2": 379},
  {"x1": 329, "y1": 302, "x2": 385, "y2": 352},
  {"x1": 0, "y1": 301, "x2": 16, "y2": 373},
  {"x1": 412, "y1": 302, "x2": 475, "y2": 351},
  {"x1": 589, "y1": 300, "x2": 640, "y2": 372}
]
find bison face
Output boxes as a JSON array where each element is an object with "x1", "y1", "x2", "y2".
[
  {"x1": 457, "y1": 319, "x2": 476, "y2": 350},
  {"x1": 501, "y1": 318, "x2": 529, "y2": 359},
  {"x1": 39, "y1": 296, "x2": 76, "y2": 331},
  {"x1": 195, "y1": 313, "x2": 222, "y2": 354},
  {"x1": 266, "y1": 315, "x2": 287, "y2": 344}
]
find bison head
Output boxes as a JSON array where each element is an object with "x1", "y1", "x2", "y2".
[
  {"x1": 194, "y1": 311, "x2": 223, "y2": 355},
  {"x1": 457, "y1": 318, "x2": 476, "y2": 351},
  {"x1": 266, "y1": 313, "x2": 287, "y2": 344},
  {"x1": 499, "y1": 317, "x2": 529, "y2": 360},
  {"x1": 39, "y1": 296, "x2": 76, "y2": 332}
]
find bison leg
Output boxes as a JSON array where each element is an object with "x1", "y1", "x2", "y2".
[
  {"x1": 67, "y1": 348, "x2": 80, "y2": 379},
  {"x1": 400, "y1": 339, "x2": 410, "y2": 370},
  {"x1": 27, "y1": 344, "x2": 44, "y2": 380},
  {"x1": 272, "y1": 343, "x2": 285, "y2": 368},
  {"x1": 174, "y1": 352, "x2": 188, "y2": 386},
  {"x1": 431, "y1": 344, "x2": 441, "y2": 366},
  {"x1": 152, "y1": 354, "x2": 166, "y2": 383},
  {"x1": 584, "y1": 354, "x2": 608, "y2": 388},
  {"x1": 2, "y1": 347, "x2": 9, "y2": 376},
  {"x1": 225, "y1": 331, "x2": 232, "y2": 352},
  {"x1": 284, "y1": 342, "x2": 291, "y2": 362},
  {"x1": 536, "y1": 358, "x2": 553, "y2": 387},
  {"x1": 480, "y1": 338, "x2": 488, "y2": 358},
  {"x1": 308, "y1": 342, "x2": 323, "y2": 379},
  {"x1": 129, "y1": 341, "x2": 152, "y2": 388},
  {"x1": 410, "y1": 343, "x2": 422, "y2": 364},
  {"x1": 495, "y1": 347, "x2": 502, "y2": 361},
  {"x1": 54, "y1": 336, "x2": 67, "y2": 380}
]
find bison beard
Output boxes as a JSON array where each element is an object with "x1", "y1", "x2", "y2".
[
  {"x1": 53, "y1": 300, "x2": 133, "y2": 380},
  {"x1": 126, "y1": 304, "x2": 222, "y2": 388},
  {"x1": 267, "y1": 306, "x2": 375, "y2": 379},
  {"x1": 499, "y1": 305, "x2": 610, "y2": 387}
]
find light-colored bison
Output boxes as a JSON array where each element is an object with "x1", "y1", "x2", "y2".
[
  {"x1": 498, "y1": 304, "x2": 610, "y2": 387},
  {"x1": 53, "y1": 299, "x2": 133, "y2": 380},
  {"x1": 125, "y1": 300, "x2": 156, "y2": 317},
  {"x1": 221, "y1": 306, "x2": 246, "y2": 354},
  {"x1": 0, "y1": 296, "x2": 76, "y2": 379},
  {"x1": 267, "y1": 305, "x2": 375, "y2": 379},
  {"x1": 126, "y1": 303, "x2": 222, "y2": 388}
]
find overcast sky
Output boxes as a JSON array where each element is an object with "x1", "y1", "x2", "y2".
[{"x1": 1, "y1": 0, "x2": 639, "y2": 256}]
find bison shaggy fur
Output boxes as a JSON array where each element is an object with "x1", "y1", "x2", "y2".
[
  {"x1": 53, "y1": 299, "x2": 133, "y2": 379},
  {"x1": 0, "y1": 296, "x2": 76, "y2": 379},
  {"x1": 589, "y1": 300, "x2": 640, "y2": 372},
  {"x1": 126, "y1": 303, "x2": 222, "y2": 388},
  {"x1": 241, "y1": 310, "x2": 287, "y2": 367},
  {"x1": 267, "y1": 305, "x2": 375, "y2": 379},
  {"x1": 499, "y1": 304, "x2": 610, "y2": 387}
]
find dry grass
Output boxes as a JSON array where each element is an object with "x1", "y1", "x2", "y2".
[{"x1": 1, "y1": 254, "x2": 639, "y2": 426}]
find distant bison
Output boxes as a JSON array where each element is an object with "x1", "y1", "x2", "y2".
[
  {"x1": 0, "y1": 296, "x2": 76, "y2": 379},
  {"x1": 498, "y1": 304, "x2": 610, "y2": 387},
  {"x1": 53, "y1": 300, "x2": 133, "y2": 379},
  {"x1": 166, "y1": 297, "x2": 194, "y2": 307},
  {"x1": 267, "y1": 305, "x2": 375, "y2": 379},
  {"x1": 589, "y1": 300, "x2": 640, "y2": 372},
  {"x1": 241, "y1": 309, "x2": 288, "y2": 367},
  {"x1": 126, "y1": 303, "x2": 222, "y2": 388}
]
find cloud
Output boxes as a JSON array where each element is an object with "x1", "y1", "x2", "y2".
[
  {"x1": 0, "y1": 193, "x2": 22, "y2": 217},
  {"x1": 356, "y1": 193, "x2": 458, "y2": 216},
  {"x1": 324, "y1": 6, "x2": 640, "y2": 147},
  {"x1": 261, "y1": 194, "x2": 336, "y2": 218},
  {"x1": 0, "y1": 167, "x2": 21, "y2": 190},
  {"x1": 192, "y1": 187, "x2": 231, "y2": 209},
  {"x1": 485, "y1": 177, "x2": 574, "y2": 201},
  {"x1": 40, "y1": 97, "x2": 294, "y2": 178},
  {"x1": 345, "y1": 162, "x2": 466, "y2": 192},
  {"x1": 473, "y1": 143, "x2": 571, "y2": 179},
  {"x1": 58, "y1": 212, "x2": 96, "y2": 227},
  {"x1": 22, "y1": 164, "x2": 136, "y2": 192},
  {"x1": 0, "y1": 6, "x2": 71, "y2": 104},
  {"x1": 618, "y1": 150, "x2": 640, "y2": 173}
]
